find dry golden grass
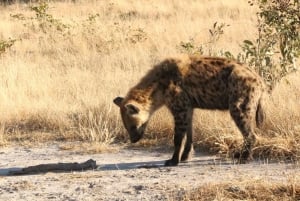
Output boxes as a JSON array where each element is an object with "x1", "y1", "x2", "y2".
[
  {"x1": 0, "y1": 0, "x2": 299, "y2": 160},
  {"x1": 183, "y1": 179, "x2": 300, "y2": 201}
]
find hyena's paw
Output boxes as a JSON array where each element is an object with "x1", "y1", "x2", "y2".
[
  {"x1": 180, "y1": 151, "x2": 193, "y2": 162},
  {"x1": 233, "y1": 150, "x2": 253, "y2": 164},
  {"x1": 164, "y1": 159, "x2": 179, "y2": 166}
]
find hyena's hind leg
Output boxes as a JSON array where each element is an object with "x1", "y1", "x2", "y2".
[{"x1": 229, "y1": 89, "x2": 262, "y2": 163}]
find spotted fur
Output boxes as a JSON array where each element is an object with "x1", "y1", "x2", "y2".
[{"x1": 114, "y1": 55, "x2": 266, "y2": 166}]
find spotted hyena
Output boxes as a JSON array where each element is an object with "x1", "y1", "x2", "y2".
[{"x1": 113, "y1": 55, "x2": 266, "y2": 166}]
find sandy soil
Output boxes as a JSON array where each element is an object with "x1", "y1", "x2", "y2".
[{"x1": 0, "y1": 143, "x2": 299, "y2": 201}]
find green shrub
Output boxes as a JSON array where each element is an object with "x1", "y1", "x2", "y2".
[
  {"x1": 30, "y1": 2, "x2": 70, "y2": 33},
  {"x1": 236, "y1": 0, "x2": 300, "y2": 90}
]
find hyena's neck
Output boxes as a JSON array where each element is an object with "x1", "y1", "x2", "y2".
[
  {"x1": 127, "y1": 82, "x2": 164, "y2": 114},
  {"x1": 126, "y1": 60, "x2": 181, "y2": 113}
]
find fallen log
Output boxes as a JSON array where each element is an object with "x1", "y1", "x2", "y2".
[{"x1": 9, "y1": 159, "x2": 97, "y2": 175}]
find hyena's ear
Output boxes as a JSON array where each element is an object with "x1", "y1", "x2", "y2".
[
  {"x1": 113, "y1": 97, "x2": 124, "y2": 107},
  {"x1": 125, "y1": 103, "x2": 140, "y2": 115}
]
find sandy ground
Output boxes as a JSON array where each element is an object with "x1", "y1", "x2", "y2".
[{"x1": 0, "y1": 143, "x2": 299, "y2": 201}]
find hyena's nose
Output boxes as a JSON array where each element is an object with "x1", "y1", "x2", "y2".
[{"x1": 130, "y1": 133, "x2": 142, "y2": 143}]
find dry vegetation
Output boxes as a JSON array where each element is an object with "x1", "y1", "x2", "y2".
[
  {"x1": 183, "y1": 179, "x2": 300, "y2": 201},
  {"x1": 0, "y1": 0, "x2": 299, "y2": 159},
  {"x1": 0, "y1": 1, "x2": 300, "y2": 200}
]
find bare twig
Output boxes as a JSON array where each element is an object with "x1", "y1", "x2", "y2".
[{"x1": 9, "y1": 159, "x2": 97, "y2": 175}]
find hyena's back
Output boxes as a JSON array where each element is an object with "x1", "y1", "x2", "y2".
[{"x1": 162, "y1": 55, "x2": 265, "y2": 111}]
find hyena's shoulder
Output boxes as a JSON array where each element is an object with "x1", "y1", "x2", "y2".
[{"x1": 124, "y1": 55, "x2": 190, "y2": 104}]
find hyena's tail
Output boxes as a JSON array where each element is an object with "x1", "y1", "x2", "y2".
[{"x1": 256, "y1": 95, "x2": 266, "y2": 128}]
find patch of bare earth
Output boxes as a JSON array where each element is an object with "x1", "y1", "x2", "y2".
[{"x1": 0, "y1": 143, "x2": 299, "y2": 201}]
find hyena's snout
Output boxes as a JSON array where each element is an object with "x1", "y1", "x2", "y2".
[{"x1": 128, "y1": 123, "x2": 147, "y2": 143}]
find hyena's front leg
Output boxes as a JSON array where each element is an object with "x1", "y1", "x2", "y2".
[
  {"x1": 165, "y1": 108, "x2": 193, "y2": 166},
  {"x1": 181, "y1": 110, "x2": 194, "y2": 162}
]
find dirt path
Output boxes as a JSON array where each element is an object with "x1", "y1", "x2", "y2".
[{"x1": 0, "y1": 143, "x2": 299, "y2": 201}]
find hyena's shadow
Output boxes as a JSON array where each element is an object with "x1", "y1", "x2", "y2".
[
  {"x1": 0, "y1": 156, "x2": 232, "y2": 175},
  {"x1": 96, "y1": 155, "x2": 232, "y2": 171},
  {"x1": 96, "y1": 160, "x2": 165, "y2": 171}
]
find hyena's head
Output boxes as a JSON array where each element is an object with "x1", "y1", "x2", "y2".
[{"x1": 113, "y1": 97, "x2": 149, "y2": 143}]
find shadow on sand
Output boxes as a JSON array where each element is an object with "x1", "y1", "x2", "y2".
[
  {"x1": 96, "y1": 155, "x2": 232, "y2": 171},
  {"x1": 0, "y1": 154, "x2": 234, "y2": 176},
  {"x1": 97, "y1": 160, "x2": 166, "y2": 171}
]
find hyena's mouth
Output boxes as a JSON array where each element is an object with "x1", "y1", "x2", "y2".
[{"x1": 129, "y1": 123, "x2": 147, "y2": 143}]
